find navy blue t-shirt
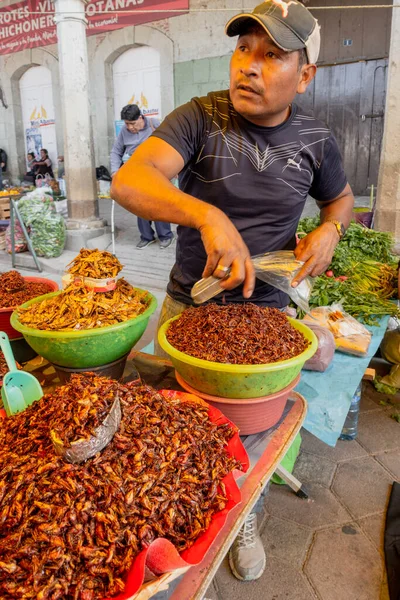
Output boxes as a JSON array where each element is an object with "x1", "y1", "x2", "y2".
[{"x1": 153, "y1": 90, "x2": 348, "y2": 307}]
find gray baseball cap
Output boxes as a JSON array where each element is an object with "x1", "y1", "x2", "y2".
[{"x1": 226, "y1": 0, "x2": 320, "y2": 64}]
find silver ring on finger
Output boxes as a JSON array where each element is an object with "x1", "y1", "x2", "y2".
[{"x1": 216, "y1": 264, "x2": 230, "y2": 273}]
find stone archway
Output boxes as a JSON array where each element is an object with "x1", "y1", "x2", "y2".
[
  {"x1": 19, "y1": 66, "x2": 58, "y2": 170},
  {"x1": 6, "y1": 46, "x2": 62, "y2": 181},
  {"x1": 88, "y1": 25, "x2": 174, "y2": 168},
  {"x1": 10, "y1": 63, "x2": 40, "y2": 179},
  {"x1": 112, "y1": 45, "x2": 162, "y2": 124}
]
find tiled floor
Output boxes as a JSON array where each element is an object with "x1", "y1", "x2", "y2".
[{"x1": 208, "y1": 381, "x2": 400, "y2": 600}]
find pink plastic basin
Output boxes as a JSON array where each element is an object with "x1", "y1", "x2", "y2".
[{"x1": 175, "y1": 372, "x2": 300, "y2": 435}]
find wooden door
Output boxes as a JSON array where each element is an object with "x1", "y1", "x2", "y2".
[{"x1": 298, "y1": 59, "x2": 387, "y2": 195}]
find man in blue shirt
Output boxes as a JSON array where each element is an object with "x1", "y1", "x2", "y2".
[{"x1": 110, "y1": 104, "x2": 174, "y2": 249}]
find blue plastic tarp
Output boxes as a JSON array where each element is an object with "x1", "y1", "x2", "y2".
[{"x1": 296, "y1": 317, "x2": 389, "y2": 447}]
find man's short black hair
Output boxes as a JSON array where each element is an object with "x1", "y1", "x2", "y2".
[
  {"x1": 298, "y1": 48, "x2": 308, "y2": 71},
  {"x1": 121, "y1": 104, "x2": 141, "y2": 121}
]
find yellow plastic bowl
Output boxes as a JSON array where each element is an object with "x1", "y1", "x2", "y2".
[{"x1": 158, "y1": 316, "x2": 317, "y2": 399}]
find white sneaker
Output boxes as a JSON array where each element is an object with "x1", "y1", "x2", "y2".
[{"x1": 228, "y1": 513, "x2": 266, "y2": 581}]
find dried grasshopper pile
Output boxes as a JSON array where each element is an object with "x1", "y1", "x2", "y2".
[
  {"x1": 0, "y1": 373, "x2": 240, "y2": 599},
  {"x1": 0, "y1": 270, "x2": 53, "y2": 308},
  {"x1": 0, "y1": 351, "x2": 21, "y2": 384},
  {"x1": 49, "y1": 376, "x2": 117, "y2": 446},
  {"x1": 166, "y1": 303, "x2": 309, "y2": 364},
  {"x1": 17, "y1": 279, "x2": 150, "y2": 331},
  {"x1": 67, "y1": 249, "x2": 123, "y2": 279}
]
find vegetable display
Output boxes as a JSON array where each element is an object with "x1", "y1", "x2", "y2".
[
  {"x1": 30, "y1": 212, "x2": 66, "y2": 258},
  {"x1": 297, "y1": 218, "x2": 399, "y2": 324},
  {"x1": 298, "y1": 217, "x2": 396, "y2": 265},
  {"x1": 17, "y1": 193, "x2": 66, "y2": 259},
  {"x1": 308, "y1": 277, "x2": 400, "y2": 326},
  {"x1": 17, "y1": 195, "x2": 54, "y2": 226},
  {"x1": 0, "y1": 373, "x2": 241, "y2": 599},
  {"x1": 166, "y1": 303, "x2": 309, "y2": 364},
  {"x1": 0, "y1": 271, "x2": 53, "y2": 308},
  {"x1": 0, "y1": 188, "x2": 21, "y2": 197},
  {"x1": 5, "y1": 220, "x2": 27, "y2": 255},
  {"x1": 18, "y1": 279, "x2": 150, "y2": 331}
]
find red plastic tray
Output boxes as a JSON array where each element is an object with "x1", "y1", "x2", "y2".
[
  {"x1": 0, "y1": 390, "x2": 249, "y2": 599},
  {"x1": 106, "y1": 389, "x2": 249, "y2": 599}
]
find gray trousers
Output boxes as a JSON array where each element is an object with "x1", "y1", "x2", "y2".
[{"x1": 137, "y1": 217, "x2": 173, "y2": 242}]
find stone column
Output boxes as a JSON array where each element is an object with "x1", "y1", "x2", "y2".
[
  {"x1": 375, "y1": 0, "x2": 400, "y2": 241},
  {"x1": 54, "y1": 0, "x2": 105, "y2": 235}
]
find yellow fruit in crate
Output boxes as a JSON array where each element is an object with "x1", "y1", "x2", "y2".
[{"x1": 0, "y1": 189, "x2": 20, "y2": 196}]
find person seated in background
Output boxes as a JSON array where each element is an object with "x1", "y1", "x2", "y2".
[
  {"x1": 25, "y1": 152, "x2": 37, "y2": 181},
  {"x1": 33, "y1": 148, "x2": 54, "y2": 180}
]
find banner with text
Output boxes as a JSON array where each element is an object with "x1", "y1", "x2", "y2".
[{"x1": 0, "y1": 0, "x2": 188, "y2": 55}]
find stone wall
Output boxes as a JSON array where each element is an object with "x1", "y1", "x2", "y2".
[{"x1": 174, "y1": 55, "x2": 231, "y2": 107}]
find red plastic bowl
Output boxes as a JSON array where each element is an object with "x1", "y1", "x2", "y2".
[
  {"x1": 175, "y1": 372, "x2": 301, "y2": 435},
  {"x1": 0, "y1": 277, "x2": 58, "y2": 340}
]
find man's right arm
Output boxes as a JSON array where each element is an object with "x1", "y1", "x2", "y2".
[
  {"x1": 111, "y1": 136, "x2": 255, "y2": 298},
  {"x1": 110, "y1": 132, "x2": 125, "y2": 175}
]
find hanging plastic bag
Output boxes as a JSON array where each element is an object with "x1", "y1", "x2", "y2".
[
  {"x1": 303, "y1": 303, "x2": 372, "y2": 357},
  {"x1": 300, "y1": 321, "x2": 335, "y2": 371},
  {"x1": 30, "y1": 212, "x2": 66, "y2": 258},
  {"x1": 54, "y1": 198, "x2": 68, "y2": 219},
  {"x1": 35, "y1": 174, "x2": 45, "y2": 188},
  {"x1": 21, "y1": 187, "x2": 53, "y2": 203},
  {"x1": 252, "y1": 251, "x2": 313, "y2": 314},
  {"x1": 17, "y1": 194, "x2": 54, "y2": 227},
  {"x1": 191, "y1": 250, "x2": 314, "y2": 309},
  {"x1": 5, "y1": 221, "x2": 27, "y2": 254}
]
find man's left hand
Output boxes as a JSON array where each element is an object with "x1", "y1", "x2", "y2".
[{"x1": 292, "y1": 222, "x2": 339, "y2": 287}]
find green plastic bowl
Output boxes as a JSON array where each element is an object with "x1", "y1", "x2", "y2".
[
  {"x1": 10, "y1": 289, "x2": 157, "y2": 368},
  {"x1": 158, "y1": 316, "x2": 317, "y2": 399}
]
